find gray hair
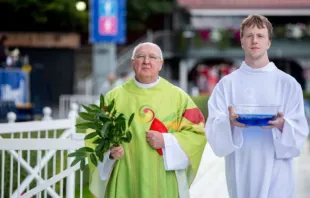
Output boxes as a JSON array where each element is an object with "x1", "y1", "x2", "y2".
[{"x1": 131, "y1": 42, "x2": 163, "y2": 60}]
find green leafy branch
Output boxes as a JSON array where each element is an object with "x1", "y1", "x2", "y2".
[{"x1": 68, "y1": 94, "x2": 135, "y2": 171}]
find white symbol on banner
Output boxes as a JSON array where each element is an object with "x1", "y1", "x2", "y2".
[
  {"x1": 1, "y1": 80, "x2": 25, "y2": 104},
  {"x1": 104, "y1": 18, "x2": 112, "y2": 32},
  {"x1": 104, "y1": 1, "x2": 112, "y2": 15}
]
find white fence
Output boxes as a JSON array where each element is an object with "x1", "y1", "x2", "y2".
[
  {"x1": 59, "y1": 94, "x2": 99, "y2": 119},
  {"x1": 0, "y1": 106, "x2": 87, "y2": 198}
]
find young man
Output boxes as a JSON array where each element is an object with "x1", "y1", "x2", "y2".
[
  {"x1": 87, "y1": 42, "x2": 207, "y2": 198},
  {"x1": 206, "y1": 15, "x2": 309, "y2": 198}
]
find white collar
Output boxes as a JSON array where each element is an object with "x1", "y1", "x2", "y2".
[
  {"x1": 133, "y1": 77, "x2": 160, "y2": 88},
  {"x1": 240, "y1": 61, "x2": 277, "y2": 73}
]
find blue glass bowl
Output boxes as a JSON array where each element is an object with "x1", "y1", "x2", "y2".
[{"x1": 233, "y1": 104, "x2": 280, "y2": 126}]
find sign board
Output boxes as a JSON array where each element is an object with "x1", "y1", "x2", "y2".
[
  {"x1": 90, "y1": 0, "x2": 126, "y2": 44},
  {"x1": 0, "y1": 70, "x2": 29, "y2": 105}
]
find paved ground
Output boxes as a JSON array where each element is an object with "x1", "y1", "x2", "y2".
[
  {"x1": 190, "y1": 138, "x2": 310, "y2": 198},
  {"x1": 295, "y1": 137, "x2": 310, "y2": 198}
]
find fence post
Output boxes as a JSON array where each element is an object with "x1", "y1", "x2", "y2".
[
  {"x1": 42, "y1": 107, "x2": 52, "y2": 121},
  {"x1": 66, "y1": 102, "x2": 79, "y2": 198},
  {"x1": 7, "y1": 112, "x2": 16, "y2": 123},
  {"x1": 68, "y1": 103, "x2": 79, "y2": 119}
]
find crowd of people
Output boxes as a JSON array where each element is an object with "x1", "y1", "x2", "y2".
[
  {"x1": 0, "y1": 35, "x2": 28, "y2": 70},
  {"x1": 195, "y1": 63, "x2": 238, "y2": 95}
]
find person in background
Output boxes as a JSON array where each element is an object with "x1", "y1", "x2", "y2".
[
  {"x1": 0, "y1": 35, "x2": 8, "y2": 68},
  {"x1": 113, "y1": 71, "x2": 131, "y2": 87}
]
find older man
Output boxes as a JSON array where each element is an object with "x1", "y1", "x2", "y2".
[{"x1": 87, "y1": 42, "x2": 207, "y2": 198}]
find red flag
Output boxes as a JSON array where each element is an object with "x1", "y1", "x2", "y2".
[{"x1": 150, "y1": 118, "x2": 167, "y2": 155}]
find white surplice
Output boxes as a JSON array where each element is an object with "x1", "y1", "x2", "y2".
[{"x1": 206, "y1": 62, "x2": 309, "y2": 198}]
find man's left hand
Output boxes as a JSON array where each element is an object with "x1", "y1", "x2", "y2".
[
  {"x1": 146, "y1": 130, "x2": 165, "y2": 149},
  {"x1": 261, "y1": 112, "x2": 285, "y2": 132}
]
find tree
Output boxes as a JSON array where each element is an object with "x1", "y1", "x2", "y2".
[
  {"x1": 0, "y1": 0, "x2": 174, "y2": 32},
  {"x1": 127, "y1": 0, "x2": 174, "y2": 31},
  {"x1": 0, "y1": 0, "x2": 88, "y2": 32}
]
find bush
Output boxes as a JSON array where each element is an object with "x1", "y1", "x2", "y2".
[{"x1": 191, "y1": 96, "x2": 209, "y2": 119}]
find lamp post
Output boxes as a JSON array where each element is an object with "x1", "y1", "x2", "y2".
[
  {"x1": 179, "y1": 28, "x2": 195, "y2": 93},
  {"x1": 76, "y1": 1, "x2": 87, "y2": 12}
]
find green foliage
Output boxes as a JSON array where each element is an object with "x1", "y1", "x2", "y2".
[
  {"x1": 127, "y1": 0, "x2": 174, "y2": 30},
  {"x1": 304, "y1": 92, "x2": 310, "y2": 100},
  {"x1": 0, "y1": 0, "x2": 173, "y2": 32},
  {"x1": 191, "y1": 95, "x2": 209, "y2": 119},
  {"x1": 0, "y1": 0, "x2": 88, "y2": 32},
  {"x1": 68, "y1": 94, "x2": 135, "y2": 171}
]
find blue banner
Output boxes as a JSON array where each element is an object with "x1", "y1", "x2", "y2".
[
  {"x1": 90, "y1": 0, "x2": 126, "y2": 44},
  {"x1": 0, "y1": 69, "x2": 28, "y2": 104}
]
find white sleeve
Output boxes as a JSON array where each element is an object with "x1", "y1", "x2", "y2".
[
  {"x1": 98, "y1": 150, "x2": 115, "y2": 181},
  {"x1": 272, "y1": 84, "x2": 309, "y2": 159},
  {"x1": 205, "y1": 82, "x2": 243, "y2": 157},
  {"x1": 162, "y1": 133, "x2": 190, "y2": 170}
]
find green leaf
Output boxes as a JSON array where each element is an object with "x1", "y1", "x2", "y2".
[
  {"x1": 98, "y1": 112, "x2": 108, "y2": 117},
  {"x1": 70, "y1": 158, "x2": 82, "y2": 167},
  {"x1": 76, "y1": 122, "x2": 100, "y2": 130},
  {"x1": 85, "y1": 132, "x2": 98, "y2": 140},
  {"x1": 79, "y1": 112, "x2": 95, "y2": 121},
  {"x1": 100, "y1": 94, "x2": 105, "y2": 109},
  {"x1": 98, "y1": 151, "x2": 104, "y2": 162},
  {"x1": 90, "y1": 104, "x2": 100, "y2": 110},
  {"x1": 106, "y1": 99, "x2": 115, "y2": 113},
  {"x1": 121, "y1": 137, "x2": 129, "y2": 143},
  {"x1": 78, "y1": 147, "x2": 94, "y2": 152},
  {"x1": 80, "y1": 159, "x2": 86, "y2": 171},
  {"x1": 90, "y1": 153, "x2": 98, "y2": 166},
  {"x1": 92, "y1": 138, "x2": 101, "y2": 144},
  {"x1": 99, "y1": 117, "x2": 111, "y2": 124},
  {"x1": 82, "y1": 105, "x2": 96, "y2": 113},
  {"x1": 126, "y1": 131, "x2": 132, "y2": 142},
  {"x1": 72, "y1": 152, "x2": 87, "y2": 157},
  {"x1": 121, "y1": 120, "x2": 126, "y2": 131},
  {"x1": 103, "y1": 141, "x2": 110, "y2": 152},
  {"x1": 100, "y1": 121, "x2": 111, "y2": 137},
  {"x1": 68, "y1": 152, "x2": 76, "y2": 157},
  {"x1": 128, "y1": 113, "x2": 135, "y2": 127},
  {"x1": 96, "y1": 141, "x2": 105, "y2": 152},
  {"x1": 112, "y1": 109, "x2": 117, "y2": 117}
]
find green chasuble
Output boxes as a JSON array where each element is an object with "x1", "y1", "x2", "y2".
[{"x1": 87, "y1": 77, "x2": 207, "y2": 198}]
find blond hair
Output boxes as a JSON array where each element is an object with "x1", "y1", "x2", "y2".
[{"x1": 240, "y1": 15, "x2": 273, "y2": 40}]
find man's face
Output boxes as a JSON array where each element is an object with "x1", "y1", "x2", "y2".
[
  {"x1": 131, "y1": 44, "x2": 163, "y2": 81},
  {"x1": 241, "y1": 25, "x2": 271, "y2": 60}
]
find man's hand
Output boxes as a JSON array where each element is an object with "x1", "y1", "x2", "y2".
[
  {"x1": 261, "y1": 112, "x2": 285, "y2": 132},
  {"x1": 228, "y1": 106, "x2": 246, "y2": 128},
  {"x1": 146, "y1": 130, "x2": 165, "y2": 149},
  {"x1": 110, "y1": 146, "x2": 124, "y2": 160}
]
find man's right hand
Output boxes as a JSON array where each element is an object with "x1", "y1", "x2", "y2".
[
  {"x1": 228, "y1": 106, "x2": 246, "y2": 128},
  {"x1": 110, "y1": 146, "x2": 124, "y2": 160}
]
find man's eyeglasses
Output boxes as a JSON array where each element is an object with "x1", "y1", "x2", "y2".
[{"x1": 134, "y1": 54, "x2": 161, "y2": 61}]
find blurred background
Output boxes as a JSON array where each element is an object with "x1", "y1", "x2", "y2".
[
  {"x1": 0, "y1": 0, "x2": 310, "y2": 197},
  {"x1": 1, "y1": 0, "x2": 310, "y2": 120}
]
